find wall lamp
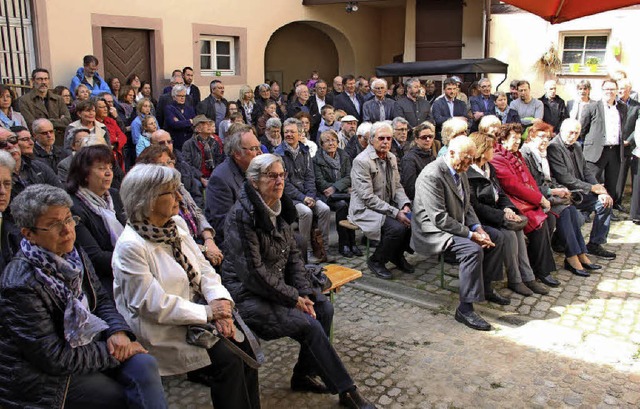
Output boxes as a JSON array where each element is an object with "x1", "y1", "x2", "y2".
[{"x1": 346, "y1": 1, "x2": 359, "y2": 13}]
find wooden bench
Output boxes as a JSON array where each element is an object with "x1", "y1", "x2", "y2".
[{"x1": 323, "y1": 264, "x2": 362, "y2": 342}]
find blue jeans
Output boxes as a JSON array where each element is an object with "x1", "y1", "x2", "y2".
[
  {"x1": 65, "y1": 353, "x2": 167, "y2": 409},
  {"x1": 574, "y1": 192, "x2": 611, "y2": 245}
]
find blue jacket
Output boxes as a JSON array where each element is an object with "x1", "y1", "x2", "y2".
[
  {"x1": 69, "y1": 67, "x2": 112, "y2": 98},
  {"x1": 469, "y1": 95, "x2": 496, "y2": 131},
  {"x1": 274, "y1": 142, "x2": 316, "y2": 204}
]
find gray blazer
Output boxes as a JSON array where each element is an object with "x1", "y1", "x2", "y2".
[
  {"x1": 362, "y1": 98, "x2": 398, "y2": 123},
  {"x1": 348, "y1": 144, "x2": 410, "y2": 241},
  {"x1": 579, "y1": 100, "x2": 628, "y2": 162},
  {"x1": 411, "y1": 157, "x2": 479, "y2": 256}
]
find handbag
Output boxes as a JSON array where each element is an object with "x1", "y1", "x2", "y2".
[
  {"x1": 309, "y1": 227, "x2": 326, "y2": 260},
  {"x1": 502, "y1": 214, "x2": 528, "y2": 231},
  {"x1": 306, "y1": 264, "x2": 333, "y2": 292}
]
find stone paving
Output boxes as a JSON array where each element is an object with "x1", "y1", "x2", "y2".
[{"x1": 164, "y1": 210, "x2": 640, "y2": 408}]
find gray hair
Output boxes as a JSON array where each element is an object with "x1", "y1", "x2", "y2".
[
  {"x1": 356, "y1": 122, "x2": 372, "y2": 137},
  {"x1": 224, "y1": 125, "x2": 253, "y2": 156},
  {"x1": 295, "y1": 84, "x2": 309, "y2": 97},
  {"x1": 0, "y1": 150, "x2": 16, "y2": 172},
  {"x1": 441, "y1": 117, "x2": 469, "y2": 146},
  {"x1": 79, "y1": 134, "x2": 108, "y2": 148},
  {"x1": 32, "y1": 118, "x2": 53, "y2": 134},
  {"x1": 369, "y1": 121, "x2": 393, "y2": 143},
  {"x1": 392, "y1": 116, "x2": 409, "y2": 129},
  {"x1": 371, "y1": 78, "x2": 387, "y2": 89},
  {"x1": 495, "y1": 91, "x2": 508, "y2": 100},
  {"x1": 69, "y1": 127, "x2": 91, "y2": 146},
  {"x1": 283, "y1": 117, "x2": 302, "y2": 134},
  {"x1": 478, "y1": 115, "x2": 501, "y2": 133},
  {"x1": 266, "y1": 117, "x2": 281, "y2": 130},
  {"x1": 404, "y1": 77, "x2": 420, "y2": 88},
  {"x1": 560, "y1": 118, "x2": 581, "y2": 135},
  {"x1": 120, "y1": 164, "x2": 182, "y2": 222},
  {"x1": 11, "y1": 184, "x2": 72, "y2": 229},
  {"x1": 258, "y1": 83, "x2": 271, "y2": 93},
  {"x1": 478, "y1": 78, "x2": 491, "y2": 87},
  {"x1": 171, "y1": 84, "x2": 187, "y2": 97},
  {"x1": 447, "y1": 135, "x2": 476, "y2": 155},
  {"x1": 245, "y1": 154, "x2": 284, "y2": 183}
]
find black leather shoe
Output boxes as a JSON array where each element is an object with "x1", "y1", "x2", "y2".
[
  {"x1": 484, "y1": 290, "x2": 510, "y2": 305},
  {"x1": 291, "y1": 374, "x2": 330, "y2": 394},
  {"x1": 582, "y1": 262, "x2": 602, "y2": 271},
  {"x1": 633, "y1": 219, "x2": 640, "y2": 225},
  {"x1": 454, "y1": 308, "x2": 492, "y2": 331},
  {"x1": 587, "y1": 243, "x2": 616, "y2": 260},
  {"x1": 339, "y1": 388, "x2": 376, "y2": 409},
  {"x1": 350, "y1": 245, "x2": 364, "y2": 257},
  {"x1": 563, "y1": 259, "x2": 589, "y2": 277},
  {"x1": 367, "y1": 258, "x2": 392, "y2": 279},
  {"x1": 538, "y1": 274, "x2": 560, "y2": 287},
  {"x1": 393, "y1": 256, "x2": 415, "y2": 274},
  {"x1": 339, "y1": 245, "x2": 354, "y2": 258},
  {"x1": 614, "y1": 203, "x2": 628, "y2": 213}
]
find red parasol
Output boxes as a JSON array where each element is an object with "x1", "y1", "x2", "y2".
[{"x1": 499, "y1": 0, "x2": 640, "y2": 24}]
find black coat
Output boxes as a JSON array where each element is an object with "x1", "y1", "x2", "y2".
[
  {"x1": 0, "y1": 216, "x2": 20, "y2": 274},
  {"x1": 400, "y1": 146, "x2": 436, "y2": 201},
  {"x1": 540, "y1": 95, "x2": 568, "y2": 133},
  {"x1": 333, "y1": 92, "x2": 364, "y2": 122},
  {"x1": 467, "y1": 164, "x2": 517, "y2": 228},
  {"x1": 70, "y1": 189, "x2": 126, "y2": 293},
  {"x1": 175, "y1": 149, "x2": 204, "y2": 208},
  {"x1": 33, "y1": 143, "x2": 70, "y2": 173},
  {"x1": 221, "y1": 182, "x2": 316, "y2": 340},
  {"x1": 313, "y1": 149, "x2": 352, "y2": 195},
  {"x1": 12, "y1": 156, "x2": 63, "y2": 201},
  {"x1": 274, "y1": 142, "x2": 316, "y2": 204},
  {"x1": 0, "y1": 248, "x2": 132, "y2": 409}
]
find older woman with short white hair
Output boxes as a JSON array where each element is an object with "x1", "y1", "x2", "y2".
[
  {"x1": 112, "y1": 164, "x2": 259, "y2": 409},
  {"x1": 0, "y1": 150, "x2": 19, "y2": 270},
  {"x1": 163, "y1": 84, "x2": 195, "y2": 150},
  {"x1": 438, "y1": 117, "x2": 469, "y2": 157}
]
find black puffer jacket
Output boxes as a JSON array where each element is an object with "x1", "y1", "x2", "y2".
[
  {"x1": 467, "y1": 164, "x2": 517, "y2": 228},
  {"x1": 0, "y1": 248, "x2": 133, "y2": 409},
  {"x1": 221, "y1": 182, "x2": 315, "y2": 340},
  {"x1": 313, "y1": 148, "x2": 352, "y2": 195},
  {"x1": 399, "y1": 146, "x2": 436, "y2": 201}
]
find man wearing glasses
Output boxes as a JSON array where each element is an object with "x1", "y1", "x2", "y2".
[
  {"x1": 579, "y1": 78, "x2": 629, "y2": 219},
  {"x1": 349, "y1": 122, "x2": 413, "y2": 279},
  {"x1": 469, "y1": 78, "x2": 495, "y2": 132},
  {"x1": 539, "y1": 80, "x2": 568, "y2": 133},
  {"x1": 362, "y1": 79, "x2": 397, "y2": 123}
]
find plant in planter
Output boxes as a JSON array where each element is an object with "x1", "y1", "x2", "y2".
[
  {"x1": 535, "y1": 43, "x2": 562, "y2": 75},
  {"x1": 569, "y1": 63, "x2": 581, "y2": 73},
  {"x1": 586, "y1": 57, "x2": 600, "y2": 72}
]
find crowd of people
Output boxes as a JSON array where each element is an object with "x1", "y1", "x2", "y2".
[{"x1": 0, "y1": 52, "x2": 638, "y2": 407}]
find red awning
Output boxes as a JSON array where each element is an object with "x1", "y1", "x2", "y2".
[{"x1": 500, "y1": 0, "x2": 640, "y2": 24}]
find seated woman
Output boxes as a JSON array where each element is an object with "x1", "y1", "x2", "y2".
[
  {"x1": 116, "y1": 85, "x2": 136, "y2": 131},
  {"x1": 136, "y1": 144, "x2": 223, "y2": 266},
  {"x1": 521, "y1": 122, "x2": 601, "y2": 277},
  {"x1": 163, "y1": 84, "x2": 195, "y2": 151},
  {"x1": 491, "y1": 123, "x2": 560, "y2": 288},
  {"x1": 65, "y1": 100, "x2": 109, "y2": 151},
  {"x1": 295, "y1": 111, "x2": 319, "y2": 156},
  {"x1": 131, "y1": 98, "x2": 158, "y2": 147},
  {"x1": 135, "y1": 115, "x2": 158, "y2": 157},
  {"x1": 218, "y1": 101, "x2": 240, "y2": 142},
  {"x1": 67, "y1": 144, "x2": 126, "y2": 294},
  {"x1": 400, "y1": 121, "x2": 438, "y2": 201},
  {"x1": 313, "y1": 130, "x2": 362, "y2": 258},
  {"x1": 478, "y1": 115, "x2": 501, "y2": 137},
  {"x1": 256, "y1": 99, "x2": 279, "y2": 137},
  {"x1": 113, "y1": 165, "x2": 259, "y2": 409},
  {"x1": 0, "y1": 184, "x2": 166, "y2": 409},
  {"x1": 437, "y1": 117, "x2": 468, "y2": 157},
  {"x1": 494, "y1": 91, "x2": 521, "y2": 124},
  {"x1": 221, "y1": 154, "x2": 376, "y2": 409},
  {"x1": 260, "y1": 117, "x2": 282, "y2": 153},
  {"x1": 53, "y1": 85, "x2": 76, "y2": 122},
  {"x1": 0, "y1": 85, "x2": 26, "y2": 129},
  {"x1": 96, "y1": 97, "x2": 127, "y2": 171},
  {"x1": 467, "y1": 132, "x2": 549, "y2": 296},
  {"x1": 0, "y1": 151, "x2": 20, "y2": 271}
]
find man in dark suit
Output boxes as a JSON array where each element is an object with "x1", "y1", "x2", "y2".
[
  {"x1": 411, "y1": 135, "x2": 507, "y2": 331},
  {"x1": 469, "y1": 78, "x2": 495, "y2": 132},
  {"x1": 394, "y1": 77, "x2": 433, "y2": 128},
  {"x1": 205, "y1": 125, "x2": 262, "y2": 247},
  {"x1": 329, "y1": 75, "x2": 343, "y2": 101},
  {"x1": 309, "y1": 80, "x2": 331, "y2": 140},
  {"x1": 182, "y1": 66, "x2": 201, "y2": 106},
  {"x1": 333, "y1": 75, "x2": 364, "y2": 122},
  {"x1": 547, "y1": 118, "x2": 616, "y2": 260},
  {"x1": 362, "y1": 79, "x2": 397, "y2": 123},
  {"x1": 615, "y1": 79, "x2": 639, "y2": 212},
  {"x1": 539, "y1": 80, "x2": 568, "y2": 133},
  {"x1": 196, "y1": 80, "x2": 228, "y2": 132},
  {"x1": 579, "y1": 78, "x2": 628, "y2": 213},
  {"x1": 431, "y1": 78, "x2": 468, "y2": 137}
]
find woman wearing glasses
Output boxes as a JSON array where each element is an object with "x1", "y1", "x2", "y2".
[
  {"x1": 67, "y1": 144, "x2": 126, "y2": 294},
  {"x1": 222, "y1": 154, "x2": 376, "y2": 409},
  {"x1": 400, "y1": 121, "x2": 438, "y2": 201},
  {"x1": 0, "y1": 184, "x2": 167, "y2": 409},
  {"x1": 113, "y1": 165, "x2": 259, "y2": 409},
  {"x1": 163, "y1": 84, "x2": 195, "y2": 151}
]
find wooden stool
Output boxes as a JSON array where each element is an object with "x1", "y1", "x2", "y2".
[
  {"x1": 323, "y1": 264, "x2": 363, "y2": 342},
  {"x1": 338, "y1": 220, "x2": 370, "y2": 258}
]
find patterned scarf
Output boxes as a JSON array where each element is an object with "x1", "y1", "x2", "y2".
[
  {"x1": 128, "y1": 218, "x2": 198, "y2": 289},
  {"x1": 76, "y1": 187, "x2": 124, "y2": 246},
  {"x1": 20, "y1": 239, "x2": 108, "y2": 348},
  {"x1": 178, "y1": 185, "x2": 199, "y2": 239},
  {"x1": 321, "y1": 149, "x2": 341, "y2": 180}
]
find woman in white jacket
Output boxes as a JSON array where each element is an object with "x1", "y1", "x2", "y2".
[{"x1": 112, "y1": 164, "x2": 260, "y2": 409}]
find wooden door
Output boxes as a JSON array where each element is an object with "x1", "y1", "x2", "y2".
[
  {"x1": 415, "y1": 0, "x2": 463, "y2": 61},
  {"x1": 101, "y1": 28, "x2": 151, "y2": 91}
]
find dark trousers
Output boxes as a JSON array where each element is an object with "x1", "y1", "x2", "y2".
[
  {"x1": 372, "y1": 216, "x2": 411, "y2": 264},
  {"x1": 526, "y1": 218, "x2": 557, "y2": 277},
  {"x1": 587, "y1": 147, "x2": 621, "y2": 205},
  {"x1": 574, "y1": 192, "x2": 612, "y2": 245},
  {"x1": 66, "y1": 353, "x2": 167, "y2": 409},
  {"x1": 615, "y1": 154, "x2": 632, "y2": 205},
  {"x1": 326, "y1": 198, "x2": 355, "y2": 247},
  {"x1": 444, "y1": 225, "x2": 504, "y2": 303},
  {"x1": 554, "y1": 206, "x2": 588, "y2": 258},
  {"x1": 630, "y1": 157, "x2": 640, "y2": 220}
]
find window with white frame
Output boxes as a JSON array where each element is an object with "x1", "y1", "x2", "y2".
[
  {"x1": 200, "y1": 36, "x2": 236, "y2": 76},
  {"x1": 560, "y1": 32, "x2": 609, "y2": 74}
]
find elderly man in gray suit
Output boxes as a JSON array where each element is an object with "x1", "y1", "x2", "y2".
[
  {"x1": 411, "y1": 136, "x2": 507, "y2": 331},
  {"x1": 349, "y1": 121, "x2": 413, "y2": 279}
]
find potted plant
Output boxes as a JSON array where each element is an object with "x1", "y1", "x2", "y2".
[
  {"x1": 569, "y1": 63, "x2": 581, "y2": 73},
  {"x1": 586, "y1": 56, "x2": 600, "y2": 73}
]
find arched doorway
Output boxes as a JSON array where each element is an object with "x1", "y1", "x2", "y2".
[{"x1": 265, "y1": 21, "x2": 352, "y2": 95}]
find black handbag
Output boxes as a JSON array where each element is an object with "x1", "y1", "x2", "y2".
[{"x1": 502, "y1": 214, "x2": 528, "y2": 231}]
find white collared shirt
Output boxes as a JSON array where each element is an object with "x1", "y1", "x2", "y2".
[
  {"x1": 315, "y1": 95, "x2": 325, "y2": 112},
  {"x1": 603, "y1": 102, "x2": 621, "y2": 146}
]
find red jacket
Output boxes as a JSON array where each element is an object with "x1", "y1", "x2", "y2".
[
  {"x1": 99, "y1": 117, "x2": 127, "y2": 170},
  {"x1": 491, "y1": 143, "x2": 547, "y2": 233}
]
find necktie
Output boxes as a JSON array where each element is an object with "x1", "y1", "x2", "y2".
[
  {"x1": 453, "y1": 173, "x2": 463, "y2": 197},
  {"x1": 379, "y1": 101, "x2": 385, "y2": 121}
]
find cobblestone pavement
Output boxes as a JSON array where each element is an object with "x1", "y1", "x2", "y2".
[{"x1": 164, "y1": 212, "x2": 640, "y2": 408}]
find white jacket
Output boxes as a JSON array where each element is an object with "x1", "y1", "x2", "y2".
[{"x1": 112, "y1": 216, "x2": 233, "y2": 376}]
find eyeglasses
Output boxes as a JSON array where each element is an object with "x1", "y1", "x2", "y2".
[
  {"x1": 322, "y1": 139, "x2": 337, "y2": 145},
  {"x1": 377, "y1": 136, "x2": 393, "y2": 141},
  {"x1": 156, "y1": 140, "x2": 173, "y2": 145},
  {"x1": 37, "y1": 129, "x2": 55, "y2": 136},
  {"x1": 175, "y1": 94, "x2": 187, "y2": 98},
  {"x1": 416, "y1": 135, "x2": 435, "y2": 140},
  {"x1": 242, "y1": 146, "x2": 262, "y2": 152},
  {"x1": 17, "y1": 136, "x2": 33, "y2": 143},
  {"x1": 0, "y1": 135, "x2": 18, "y2": 149},
  {"x1": 262, "y1": 171, "x2": 287, "y2": 181},
  {"x1": 394, "y1": 128, "x2": 408, "y2": 132},
  {"x1": 31, "y1": 215, "x2": 80, "y2": 234},
  {"x1": 602, "y1": 88, "x2": 618, "y2": 92}
]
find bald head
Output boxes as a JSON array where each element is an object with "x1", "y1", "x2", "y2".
[{"x1": 150, "y1": 130, "x2": 174, "y2": 152}]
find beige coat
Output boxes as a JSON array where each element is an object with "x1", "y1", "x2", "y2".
[
  {"x1": 112, "y1": 216, "x2": 233, "y2": 376},
  {"x1": 348, "y1": 144, "x2": 410, "y2": 241},
  {"x1": 65, "y1": 119, "x2": 109, "y2": 149}
]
